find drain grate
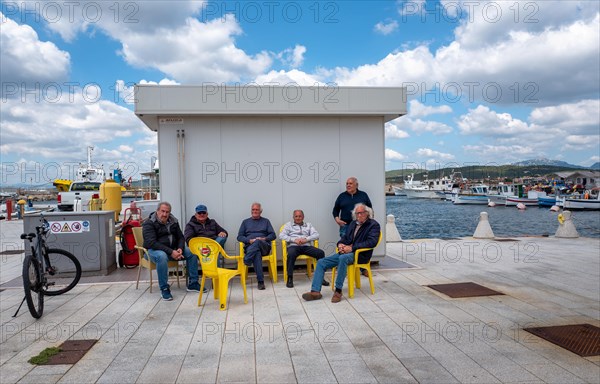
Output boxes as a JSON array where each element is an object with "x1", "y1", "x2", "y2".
[
  {"x1": 426, "y1": 282, "x2": 504, "y2": 298},
  {"x1": 524, "y1": 324, "x2": 600, "y2": 357},
  {"x1": 494, "y1": 238, "x2": 519, "y2": 242},
  {"x1": 44, "y1": 339, "x2": 97, "y2": 365}
]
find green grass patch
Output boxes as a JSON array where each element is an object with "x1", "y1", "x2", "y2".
[{"x1": 28, "y1": 347, "x2": 62, "y2": 365}]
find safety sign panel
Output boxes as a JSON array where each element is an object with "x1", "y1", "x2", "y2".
[{"x1": 49, "y1": 220, "x2": 91, "y2": 234}]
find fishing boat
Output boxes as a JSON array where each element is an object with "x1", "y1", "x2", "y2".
[
  {"x1": 53, "y1": 146, "x2": 106, "y2": 191},
  {"x1": 505, "y1": 190, "x2": 546, "y2": 206},
  {"x1": 403, "y1": 172, "x2": 463, "y2": 199},
  {"x1": 561, "y1": 189, "x2": 600, "y2": 210},
  {"x1": 452, "y1": 184, "x2": 490, "y2": 205},
  {"x1": 487, "y1": 183, "x2": 515, "y2": 205}
]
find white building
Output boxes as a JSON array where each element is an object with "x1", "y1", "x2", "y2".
[{"x1": 134, "y1": 85, "x2": 407, "y2": 259}]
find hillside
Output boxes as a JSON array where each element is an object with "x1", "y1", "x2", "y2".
[{"x1": 385, "y1": 164, "x2": 588, "y2": 183}]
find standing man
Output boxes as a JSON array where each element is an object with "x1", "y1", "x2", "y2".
[
  {"x1": 303, "y1": 204, "x2": 380, "y2": 303},
  {"x1": 279, "y1": 210, "x2": 329, "y2": 288},
  {"x1": 332, "y1": 177, "x2": 372, "y2": 237},
  {"x1": 143, "y1": 201, "x2": 201, "y2": 301},
  {"x1": 237, "y1": 202, "x2": 276, "y2": 290},
  {"x1": 184, "y1": 204, "x2": 228, "y2": 267}
]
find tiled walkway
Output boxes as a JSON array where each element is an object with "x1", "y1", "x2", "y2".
[{"x1": 1, "y1": 218, "x2": 599, "y2": 383}]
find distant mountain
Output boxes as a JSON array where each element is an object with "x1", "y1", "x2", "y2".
[
  {"x1": 590, "y1": 162, "x2": 600, "y2": 170},
  {"x1": 512, "y1": 158, "x2": 583, "y2": 169}
]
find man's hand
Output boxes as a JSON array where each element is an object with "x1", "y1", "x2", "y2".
[
  {"x1": 218, "y1": 231, "x2": 227, "y2": 237},
  {"x1": 338, "y1": 244, "x2": 352, "y2": 254},
  {"x1": 294, "y1": 238, "x2": 307, "y2": 245},
  {"x1": 335, "y1": 217, "x2": 347, "y2": 226},
  {"x1": 171, "y1": 248, "x2": 184, "y2": 260}
]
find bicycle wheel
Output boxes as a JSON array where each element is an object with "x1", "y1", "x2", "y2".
[
  {"x1": 42, "y1": 249, "x2": 82, "y2": 296},
  {"x1": 23, "y1": 255, "x2": 44, "y2": 318}
]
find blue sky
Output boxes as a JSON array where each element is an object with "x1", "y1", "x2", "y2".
[{"x1": 1, "y1": 0, "x2": 599, "y2": 186}]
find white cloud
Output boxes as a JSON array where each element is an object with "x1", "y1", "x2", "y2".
[
  {"x1": 331, "y1": 6, "x2": 600, "y2": 105},
  {"x1": 385, "y1": 148, "x2": 407, "y2": 161},
  {"x1": 254, "y1": 69, "x2": 323, "y2": 86},
  {"x1": 276, "y1": 45, "x2": 307, "y2": 69},
  {"x1": 0, "y1": 90, "x2": 152, "y2": 181},
  {"x1": 462, "y1": 144, "x2": 535, "y2": 160},
  {"x1": 417, "y1": 148, "x2": 455, "y2": 160},
  {"x1": 385, "y1": 121, "x2": 410, "y2": 139},
  {"x1": 374, "y1": 20, "x2": 398, "y2": 35},
  {"x1": 529, "y1": 99, "x2": 600, "y2": 135},
  {"x1": 0, "y1": 12, "x2": 70, "y2": 87},
  {"x1": 409, "y1": 100, "x2": 452, "y2": 118},
  {"x1": 457, "y1": 105, "x2": 536, "y2": 136},
  {"x1": 404, "y1": 118, "x2": 453, "y2": 135},
  {"x1": 119, "y1": 15, "x2": 272, "y2": 83}
]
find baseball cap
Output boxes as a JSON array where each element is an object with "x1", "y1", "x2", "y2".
[{"x1": 195, "y1": 204, "x2": 208, "y2": 213}]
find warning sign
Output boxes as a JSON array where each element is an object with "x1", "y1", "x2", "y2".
[{"x1": 49, "y1": 221, "x2": 91, "y2": 234}]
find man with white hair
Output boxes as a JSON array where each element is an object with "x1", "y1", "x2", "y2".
[{"x1": 303, "y1": 203, "x2": 380, "y2": 303}]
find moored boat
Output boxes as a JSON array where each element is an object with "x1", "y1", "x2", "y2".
[
  {"x1": 561, "y1": 189, "x2": 600, "y2": 210},
  {"x1": 453, "y1": 184, "x2": 490, "y2": 205}
]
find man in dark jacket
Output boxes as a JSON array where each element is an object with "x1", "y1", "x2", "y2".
[
  {"x1": 142, "y1": 201, "x2": 200, "y2": 301},
  {"x1": 303, "y1": 203, "x2": 380, "y2": 303},
  {"x1": 332, "y1": 177, "x2": 372, "y2": 237},
  {"x1": 184, "y1": 204, "x2": 228, "y2": 267}
]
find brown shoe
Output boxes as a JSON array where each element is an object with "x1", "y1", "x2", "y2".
[
  {"x1": 302, "y1": 291, "x2": 322, "y2": 301},
  {"x1": 331, "y1": 291, "x2": 343, "y2": 303},
  {"x1": 361, "y1": 269, "x2": 369, "y2": 277}
]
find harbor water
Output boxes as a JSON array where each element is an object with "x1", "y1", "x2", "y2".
[{"x1": 387, "y1": 196, "x2": 600, "y2": 239}]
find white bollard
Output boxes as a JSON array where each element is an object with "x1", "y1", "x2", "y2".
[
  {"x1": 555, "y1": 210, "x2": 579, "y2": 238},
  {"x1": 386, "y1": 214, "x2": 402, "y2": 242},
  {"x1": 473, "y1": 212, "x2": 495, "y2": 239}
]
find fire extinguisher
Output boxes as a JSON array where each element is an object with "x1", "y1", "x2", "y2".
[{"x1": 118, "y1": 206, "x2": 141, "y2": 268}]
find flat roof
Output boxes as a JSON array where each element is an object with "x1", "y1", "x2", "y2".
[{"x1": 134, "y1": 84, "x2": 407, "y2": 131}]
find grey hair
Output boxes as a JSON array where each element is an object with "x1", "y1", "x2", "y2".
[
  {"x1": 352, "y1": 203, "x2": 373, "y2": 220},
  {"x1": 251, "y1": 202, "x2": 263, "y2": 212},
  {"x1": 157, "y1": 201, "x2": 172, "y2": 212}
]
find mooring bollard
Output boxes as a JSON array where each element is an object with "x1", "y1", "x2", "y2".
[
  {"x1": 473, "y1": 211, "x2": 495, "y2": 239},
  {"x1": 555, "y1": 210, "x2": 579, "y2": 238},
  {"x1": 386, "y1": 214, "x2": 402, "y2": 242}
]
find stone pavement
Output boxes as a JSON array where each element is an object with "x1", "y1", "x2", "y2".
[{"x1": 1, "y1": 218, "x2": 599, "y2": 383}]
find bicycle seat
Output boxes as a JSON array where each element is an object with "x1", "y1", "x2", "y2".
[{"x1": 20, "y1": 233, "x2": 36, "y2": 240}]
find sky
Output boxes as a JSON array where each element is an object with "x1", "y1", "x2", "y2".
[{"x1": 1, "y1": 0, "x2": 599, "y2": 187}]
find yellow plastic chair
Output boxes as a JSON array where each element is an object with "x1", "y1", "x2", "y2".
[
  {"x1": 279, "y1": 224, "x2": 317, "y2": 284},
  {"x1": 331, "y1": 231, "x2": 382, "y2": 298},
  {"x1": 132, "y1": 227, "x2": 180, "y2": 293},
  {"x1": 238, "y1": 239, "x2": 278, "y2": 283},
  {"x1": 189, "y1": 237, "x2": 247, "y2": 310}
]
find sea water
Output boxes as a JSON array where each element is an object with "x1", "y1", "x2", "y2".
[{"x1": 386, "y1": 196, "x2": 600, "y2": 239}]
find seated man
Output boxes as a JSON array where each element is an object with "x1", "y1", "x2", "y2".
[
  {"x1": 142, "y1": 201, "x2": 201, "y2": 301},
  {"x1": 279, "y1": 209, "x2": 329, "y2": 288},
  {"x1": 237, "y1": 202, "x2": 276, "y2": 290},
  {"x1": 184, "y1": 204, "x2": 228, "y2": 267},
  {"x1": 302, "y1": 203, "x2": 380, "y2": 303}
]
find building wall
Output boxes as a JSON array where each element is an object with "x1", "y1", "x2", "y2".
[{"x1": 157, "y1": 116, "x2": 385, "y2": 258}]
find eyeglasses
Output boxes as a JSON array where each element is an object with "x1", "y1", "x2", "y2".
[
  {"x1": 196, "y1": 211, "x2": 207, "y2": 215},
  {"x1": 356, "y1": 211, "x2": 368, "y2": 215}
]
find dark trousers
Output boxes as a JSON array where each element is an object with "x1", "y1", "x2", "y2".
[
  {"x1": 286, "y1": 245, "x2": 325, "y2": 278},
  {"x1": 243, "y1": 240, "x2": 271, "y2": 282}
]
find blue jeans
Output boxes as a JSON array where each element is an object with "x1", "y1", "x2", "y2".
[
  {"x1": 147, "y1": 247, "x2": 199, "y2": 291},
  {"x1": 243, "y1": 240, "x2": 270, "y2": 282},
  {"x1": 215, "y1": 236, "x2": 227, "y2": 267},
  {"x1": 339, "y1": 224, "x2": 348, "y2": 238},
  {"x1": 311, "y1": 252, "x2": 354, "y2": 292}
]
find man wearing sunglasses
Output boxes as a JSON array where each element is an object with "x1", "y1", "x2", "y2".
[{"x1": 184, "y1": 204, "x2": 228, "y2": 268}]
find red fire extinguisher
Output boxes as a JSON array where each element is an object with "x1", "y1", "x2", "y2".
[{"x1": 118, "y1": 206, "x2": 142, "y2": 268}]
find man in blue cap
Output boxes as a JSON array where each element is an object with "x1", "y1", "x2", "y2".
[{"x1": 184, "y1": 204, "x2": 228, "y2": 267}]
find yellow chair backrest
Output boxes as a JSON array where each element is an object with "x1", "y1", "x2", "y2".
[
  {"x1": 132, "y1": 227, "x2": 145, "y2": 259},
  {"x1": 188, "y1": 237, "x2": 222, "y2": 277}
]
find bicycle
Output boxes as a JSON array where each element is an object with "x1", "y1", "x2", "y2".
[{"x1": 13, "y1": 214, "x2": 82, "y2": 319}]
